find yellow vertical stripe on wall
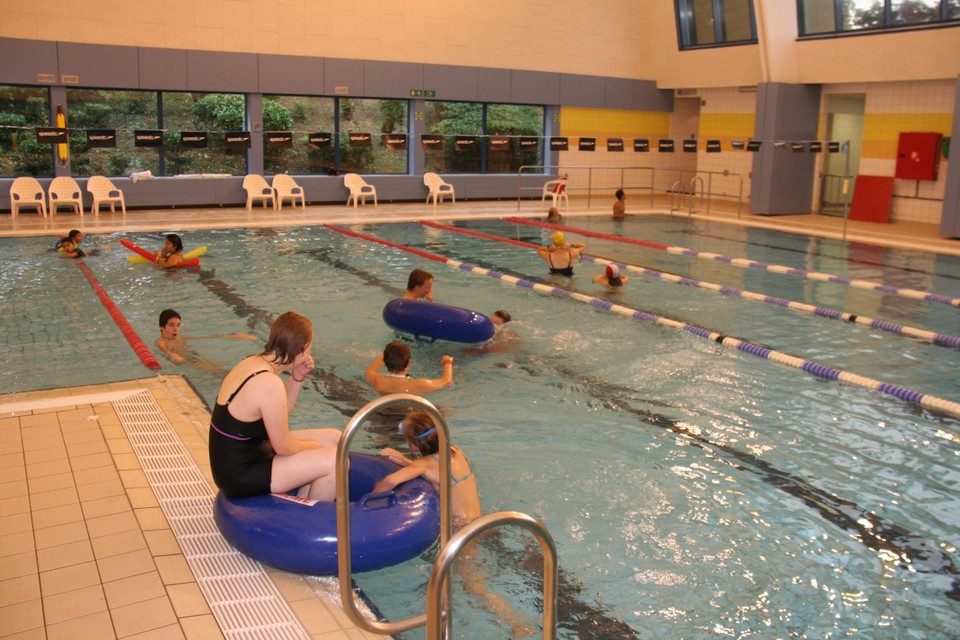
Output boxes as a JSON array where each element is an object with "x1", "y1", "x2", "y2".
[
  {"x1": 560, "y1": 107, "x2": 671, "y2": 138},
  {"x1": 699, "y1": 113, "x2": 755, "y2": 139},
  {"x1": 861, "y1": 113, "x2": 953, "y2": 158}
]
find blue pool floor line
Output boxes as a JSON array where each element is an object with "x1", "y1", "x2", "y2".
[
  {"x1": 511, "y1": 218, "x2": 960, "y2": 309},
  {"x1": 325, "y1": 224, "x2": 960, "y2": 421},
  {"x1": 422, "y1": 220, "x2": 960, "y2": 350}
]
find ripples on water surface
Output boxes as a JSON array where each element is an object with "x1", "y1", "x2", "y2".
[{"x1": 1, "y1": 217, "x2": 958, "y2": 638}]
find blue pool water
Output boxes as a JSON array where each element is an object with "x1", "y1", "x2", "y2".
[{"x1": 1, "y1": 217, "x2": 958, "y2": 639}]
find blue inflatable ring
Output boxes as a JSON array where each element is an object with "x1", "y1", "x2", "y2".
[
  {"x1": 213, "y1": 453, "x2": 440, "y2": 575},
  {"x1": 383, "y1": 298, "x2": 495, "y2": 344}
]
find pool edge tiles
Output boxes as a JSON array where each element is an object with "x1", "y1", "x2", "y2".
[{"x1": 0, "y1": 377, "x2": 383, "y2": 640}]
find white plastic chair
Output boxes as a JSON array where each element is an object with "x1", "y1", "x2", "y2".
[
  {"x1": 86, "y1": 176, "x2": 126, "y2": 216},
  {"x1": 423, "y1": 172, "x2": 455, "y2": 205},
  {"x1": 541, "y1": 177, "x2": 569, "y2": 210},
  {"x1": 272, "y1": 174, "x2": 305, "y2": 210},
  {"x1": 243, "y1": 174, "x2": 276, "y2": 211},
  {"x1": 9, "y1": 177, "x2": 47, "y2": 217},
  {"x1": 344, "y1": 173, "x2": 377, "y2": 207},
  {"x1": 48, "y1": 176, "x2": 84, "y2": 216}
]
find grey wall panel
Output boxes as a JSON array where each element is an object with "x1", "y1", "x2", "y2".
[
  {"x1": 513, "y1": 70, "x2": 560, "y2": 105},
  {"x1": 604, "y1": 78, "x2": 636, "y2": 110},
  {"x1": 258, "y1": 54, "x2": 324, "y2": 95},
  {"x1": 139, "y1": 48, "x2": 187, "y2": 90},
  {"x1": 423, "y1": 64, "x2": 479, "y2": 102},
  {"x1": 364, "y1": 61, "x2": 422, "y2": 99},
  {"x1": 58, "y1": 42, "x2": 139, "y2": 89},
  {"x1": 750, "y1": 82, "x2": 821, "y2": 215},
  {"x1": 939, "y1": 75, "x2": 960, "y2": 238},
  {"x1": 186, "y1": 51, "x2": 259, "y2": 92},
  {"x1": 560, "y1": 73, "x2": 604, "y2": 107},
  {"x1": 324, "y1": 58, "x2": 365, "y2": 95},
  {"x1": 477, "y1": 68, "x2": 511, "y2": 102},
  {"x1": 635, "y1": 80, "x2": 673, "y2": 111},
  {"x1": 0, "y1": 38, "x2": 59, "y2": 85}
]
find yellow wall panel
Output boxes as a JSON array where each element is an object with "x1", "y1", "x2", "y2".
[
  {"x1": 699, "y1": 113, "x2": 755, "y2": 139},
  {"x1": 861, "y1": 113, "x2": 952, "y2": 158},
  {"x1": 561, "y1": 107, "x2": 670, "y2": 138}
]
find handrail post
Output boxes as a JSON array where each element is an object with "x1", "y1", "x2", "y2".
[
  {"x1": 426, "y1": 511, "x2": 559, "y2": 640},
  {"x1": 336, "y1": 393, "x2": 452, "y2": 636}
]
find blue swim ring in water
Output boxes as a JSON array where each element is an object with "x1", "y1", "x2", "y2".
[
  {"x1": 213, "y1": 453, "x2": 440, "y2": 575},
  {"x1": 383, "y1": 299, "x2": 495, "y2": 344}
]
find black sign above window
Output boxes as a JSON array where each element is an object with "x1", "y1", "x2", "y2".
[
  {"x1": 87, "y1": 129, "x2": 117, "y2": 148},
  {"x1": 135, "y1": 130, "x2": 163, "y2": 147},
  {"x1": 266, "y1": 132, "x2": 293, "y2": 148},
  {"x1": 180, "y1": 131, "x2": 208, "y2": 148}
]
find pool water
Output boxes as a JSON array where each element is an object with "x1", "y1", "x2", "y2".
[{"x1": 1, "y1": 217, "x2": 958, "y2": 639}]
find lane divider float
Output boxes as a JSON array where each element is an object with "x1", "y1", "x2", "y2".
[
  {"x1": 322, "y1": 223, "x2": 960, "y2": 420},
  {"x1": 76, "y1": 260, "x2": 161, "y2": 371},
  {"x1": 420, "y1": 221, "x2": 960, "y2": 350},
  {"x1": 507, "y1": 217, "x2": 960, "y2": 309}
]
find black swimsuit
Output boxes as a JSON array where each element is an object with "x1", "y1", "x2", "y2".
[
  {"x1": 548, "y1": 250, "x2": 575, "y2": 276},
  {"x1": 209, "y1": 370, "x2": 275, "y2": 497}
]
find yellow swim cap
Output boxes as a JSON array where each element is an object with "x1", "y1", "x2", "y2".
[{"x1": 552, "y1": 232, "x2": 565, "y2": 247}]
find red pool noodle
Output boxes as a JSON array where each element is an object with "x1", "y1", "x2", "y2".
[
  {"x1": 76, "y1": 260, "x2": 161, "y2": 371},
  {"x1": 120, "y1": 239, "x2": 200, "y2": 267}
]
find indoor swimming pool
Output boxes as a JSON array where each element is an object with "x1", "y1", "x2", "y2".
[{"x1": 2, "y1": 216, "x2": 958, "y2": 639}]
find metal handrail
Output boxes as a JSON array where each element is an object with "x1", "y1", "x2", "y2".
[
  {"x1": 668, "y1": 180, "x2": 683, "y2": 214},
  {"x1": 688, "y1": 176, "x2": 705, "y2": 216},
  {"x1": 426, "y1": 511, "x2": 559, "y2": 640},
  {"x1": 336, "y1": 393, "x2": 453, "y2": 636}
]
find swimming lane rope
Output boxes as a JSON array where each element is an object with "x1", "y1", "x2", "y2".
[
  {"x1": 419, "y1": 221, "x2": 960, "y2": 350},
  {"x1": 507, "y1": 217, "x2": 960, "y2": 309},
  {"x1": 322, "y1": 224, "x2": 960, "y2": 420},
  {"x1": 76, "y1": 261, "x2": 161, "y2": 372}
]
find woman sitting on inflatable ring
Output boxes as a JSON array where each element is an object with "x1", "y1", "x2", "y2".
[{"x1": 209, "y1": 312, "x2": 341, "y2": 500}]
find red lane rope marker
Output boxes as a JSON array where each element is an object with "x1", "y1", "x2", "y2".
[
  {"x1": 76, "y1": 260, "x2": 162, "y2": 371},
  {"x1": 322, "y1": 224, "x2": 452, "y2": 262}
]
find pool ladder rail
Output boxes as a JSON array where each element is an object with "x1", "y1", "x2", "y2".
[{"x1": 335, "y1": 393, "x2": 559, "y2": 639}]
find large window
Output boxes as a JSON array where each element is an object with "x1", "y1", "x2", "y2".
[
  {"x1": 338, "y1": 98, "x2": 408, "y2": 174},
  {"x1": 162, "y1": 92, "x2": 246, "y2": 176},
  {"x1": 66, "y1": 88, "x2": 159, "y2": 176},
  {"x1": 263, "y1": 95, "x2": 336, "y2": 175},
  {"x1": 424, "y1": 101, "x2": 544, "y2": 174},
  {"x1": 0, "y1": 85, "x2": 52, "y2": 177},
  {"x1": 676, "y1": 0, "x2": 758, "y2": 48},
  {"x1": 799, "y1": 0, "x2": 960, "y2": 35}
]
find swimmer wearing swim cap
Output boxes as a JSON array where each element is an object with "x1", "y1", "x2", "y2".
[
  {"x1": 594, "y1": 263, "x2": 628, "y2": 287},
  {"x1": 537, "y1": 232, "x2": 586, "y2": 276}
]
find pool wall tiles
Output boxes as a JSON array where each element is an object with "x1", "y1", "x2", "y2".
[{"x1": 859, "y1": 79, "x2": 954, "y2": 224}]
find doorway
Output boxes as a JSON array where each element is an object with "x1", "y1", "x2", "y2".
[{"x1": 820, "y1": 94, "x2": 864, "y2": 216}]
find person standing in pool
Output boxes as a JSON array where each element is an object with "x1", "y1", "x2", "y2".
[
  {"x1": 375, "y1": 411, "x2": 535, "y2": 638},
  {"x1": 403, "y1": 268, "x2": 434, "y2": 302},
  {"x1": 612, "y1": 189, "x2": 626, "y2": 219},
  {"x1": 156, "y1": 309, "x2": 257, "y2": 365},
  {"x1": 536, "y1": 231, "x2": 585, "y2": 276},
  {"x1": 209, "y1": 311, "x2": 341, "y2": 500},
  {"x1": 593, "y1": 264, "x2": 629, "y2": 288},
  {"x1": 365, "y1": 341, "x2": 454, "y2": 395},
  {"x1": 155, "y1": 233, "x2": 184, "y2": 267}
]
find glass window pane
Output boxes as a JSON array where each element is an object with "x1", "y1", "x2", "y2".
[
  {"x1": 891, "y1": 0, "x2": 941, "y2": 24},
  {"x1": 842, "y1": 0, "x2": 884, "y2": 30},
  {"x1": 486, "y1": 104, "x2": 544, "y2": 174},
  {"x1": 0, "y1": 85, "x2": 53, "y2": 177},
  {"x1": 722, "y1": 0, "x2": 754, "y2": 41},
  {"x1": 691, "y1": 0, "x2": 718, "y2": 45},
  {"x1": 66, "y1": 88, "x2": 158, "y2": 177},
  {"x1": 950, "y1": 0, "x2": 960, "y2": 19},
  {"x1": 161, "y1": 92, "x2": 246, "y2": 176},
  {"x1": 798, "y1": 0, "x2": 839, "y2": 34},
  {"x1": 338, "y1": 98, "x2": 408, "y2": 174},
  {"x1": 263, "y1": 95, "x2": 335, "y2": 175},
  {"x1": 423, "y1": 101, "x2": 482, "y2": 173}
]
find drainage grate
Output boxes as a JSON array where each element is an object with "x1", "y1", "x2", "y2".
[{"x1": 113, "y1": 390, "x2": 309, "y2": 640}]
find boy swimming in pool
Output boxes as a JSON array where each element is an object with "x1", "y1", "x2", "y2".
[
  {"x1": 156, "y1": 309, "x2": 257, "y2": 365},
  {"x1": 56, "y1": 239, "x2": 85, "y2": 258},
  {"x1": 365, "y1": 341, "x2": 454, "y2": 395}
]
